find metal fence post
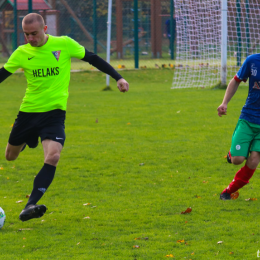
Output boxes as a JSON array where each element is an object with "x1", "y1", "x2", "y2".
[
  {"x1": 134, "y1": 0, "x2": 139, "y2": 69},
  {"x1": 106, "y1": 0, "x2": 112, "y2": 87},
  {"x1": 28, "y1": 0, "x2": 33, "y2": 13},
  {"x1": 170, "y1": 0, "x2": 174, "y2": 60},
  {"x1": 93, "y1": 0, "x2": 97, "y2": 53},
  {"x1": 13, "y1": 0, "x2": 18, "y2": 50}
]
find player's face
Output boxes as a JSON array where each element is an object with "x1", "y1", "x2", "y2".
[{"x1": 23, "y1": 22, "x2": 48, "y2": 47}]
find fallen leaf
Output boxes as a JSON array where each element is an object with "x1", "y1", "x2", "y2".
[
  {"x1": 231, "y1": 191, "x2": 239, "y2": 200},
  {"x1": 191, "y1": 252, "x2": 195, "y2": 255},
  {"x1": 77, "y1": 242, "x2": 80, "y2": 245},
  {"x1": 217, "y1": 241, "x2": 223, "y2": 244},
  {"x1": 165, "y1": 254, "x2": 174, "y2": 258},
  {"x1": 135, "y1": 237, "x2": 148, "y2": 240},
  {"x1": 16, "y1": 200, "x2": 23, "y2": 203},
  {"x1": 195, "y1": 195, "x2": 201, "y2": 198},
  {"x1": 127, "y1": 122, "x2": 131, "y2": 125},
  {"x1": 177, "y1": 111, "x2": 181, "y2": 113},
  {"x1": 139, "y1": 163, "x2": 145, "y2": 166},
  {"x1": 26, "y1": 194, "x2": 30, "y2": 198},
  {"x1": 83, "y1": 203, "x2": 91, "y2": 206},
  {"x1": 83, "y1": 216, "x2": 90, "y2": 219},
  {"x1": 224, "y1": 155, "x2": 227, "y2": 158},
  {"x1": 245, "y1": 198, "x2": 257, "y2": 201},
  {"x1": 203, "y1": 180, "x2": 208, "y2": 183},
  {"x1": 229, "y1": 252, "x2": 234, "y2": 255},
  {"x1": 177, "y1": 239, "x2": 185, "y2": 243},
  {"x1": 133, "y1": 245, "x2": 140, "y2": 248},
  {"x1": 181, "y1": 207, "x2": 192, "y2": 214}
]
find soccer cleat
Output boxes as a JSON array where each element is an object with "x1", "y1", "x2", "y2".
[
  {"x1": 19, "y1": 204, "x2": 47, "y2": 221},
  {"x1": 220, "y1": 192, "x2": 231, "y2": 200},
  {"x1": 227, "y1": 151, "x2": 232, "y2": 164}
]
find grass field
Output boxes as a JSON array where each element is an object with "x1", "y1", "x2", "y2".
[{"x1": 0, "y1": 69, "x2": 259, "y2": 259}]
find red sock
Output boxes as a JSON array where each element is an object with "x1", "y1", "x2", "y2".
[{"x1": 223, "y1": 164, "x2": 255, "y2": 194}]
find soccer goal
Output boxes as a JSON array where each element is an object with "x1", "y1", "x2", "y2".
[{"x1": 172, "y1": 0, "x2": 260, "y2": 89}]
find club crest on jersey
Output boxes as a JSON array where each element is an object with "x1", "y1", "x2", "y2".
[{"x1": 52, "y1": 50, "x2": 61, "y2": 61}]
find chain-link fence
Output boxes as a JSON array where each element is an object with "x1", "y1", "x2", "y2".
[{"x1": 0, "y1": 0, "x2": 174, "y2": 70}]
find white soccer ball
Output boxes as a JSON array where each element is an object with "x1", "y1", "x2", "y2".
[{"x1": 0, "y1": 207, "x2": 6, "y2": 229}]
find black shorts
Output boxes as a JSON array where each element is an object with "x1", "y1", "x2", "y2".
[{"x1": 9, "y1": 109, "x2": 66, "y2": 147}]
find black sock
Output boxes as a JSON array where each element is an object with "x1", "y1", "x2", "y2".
[{"x1": 26, "y1": 163, "x2": 56, "y2": 207}]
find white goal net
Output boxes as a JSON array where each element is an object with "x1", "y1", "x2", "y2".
[{"x1": 172, "y1": 0, "x2": 260, "y2": 89}]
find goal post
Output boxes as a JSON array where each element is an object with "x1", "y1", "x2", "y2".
[
  {"x1": 172, "y1": 0, "x2": 260, "y2": 89},
  {"x1": 221, "y1": 0, "x2": 227, "y2": 86}
]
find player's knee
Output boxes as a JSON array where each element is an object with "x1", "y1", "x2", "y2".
[
  {"x1": 232, "y1": 156, "x2": 245, "y2": 165},
  {"x1": 5, "y1": 151, "x2": 18, "y2": 161},
  {"x1": 247, "y1": 154, "x2": 260, "y2": 169},
  {"x1": 45, "y1": 153, "x2": 60, "y2": 166}
]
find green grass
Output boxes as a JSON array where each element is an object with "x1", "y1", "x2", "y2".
[{"x1": 0, "y1": 69, "x2": 259, "y2": 259}]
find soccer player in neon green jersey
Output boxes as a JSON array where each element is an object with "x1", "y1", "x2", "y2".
[{"x1": 0, "y1": 13, "x2": 129, "y2": 221}]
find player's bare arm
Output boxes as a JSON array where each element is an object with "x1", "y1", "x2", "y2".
[{"x1": 217, "y1": 78, "x2": 240, "y2": 117}]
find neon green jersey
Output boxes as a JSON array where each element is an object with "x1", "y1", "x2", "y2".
[{"x1": 4, "y1": 35, "x2": 85, "y2": 112}]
